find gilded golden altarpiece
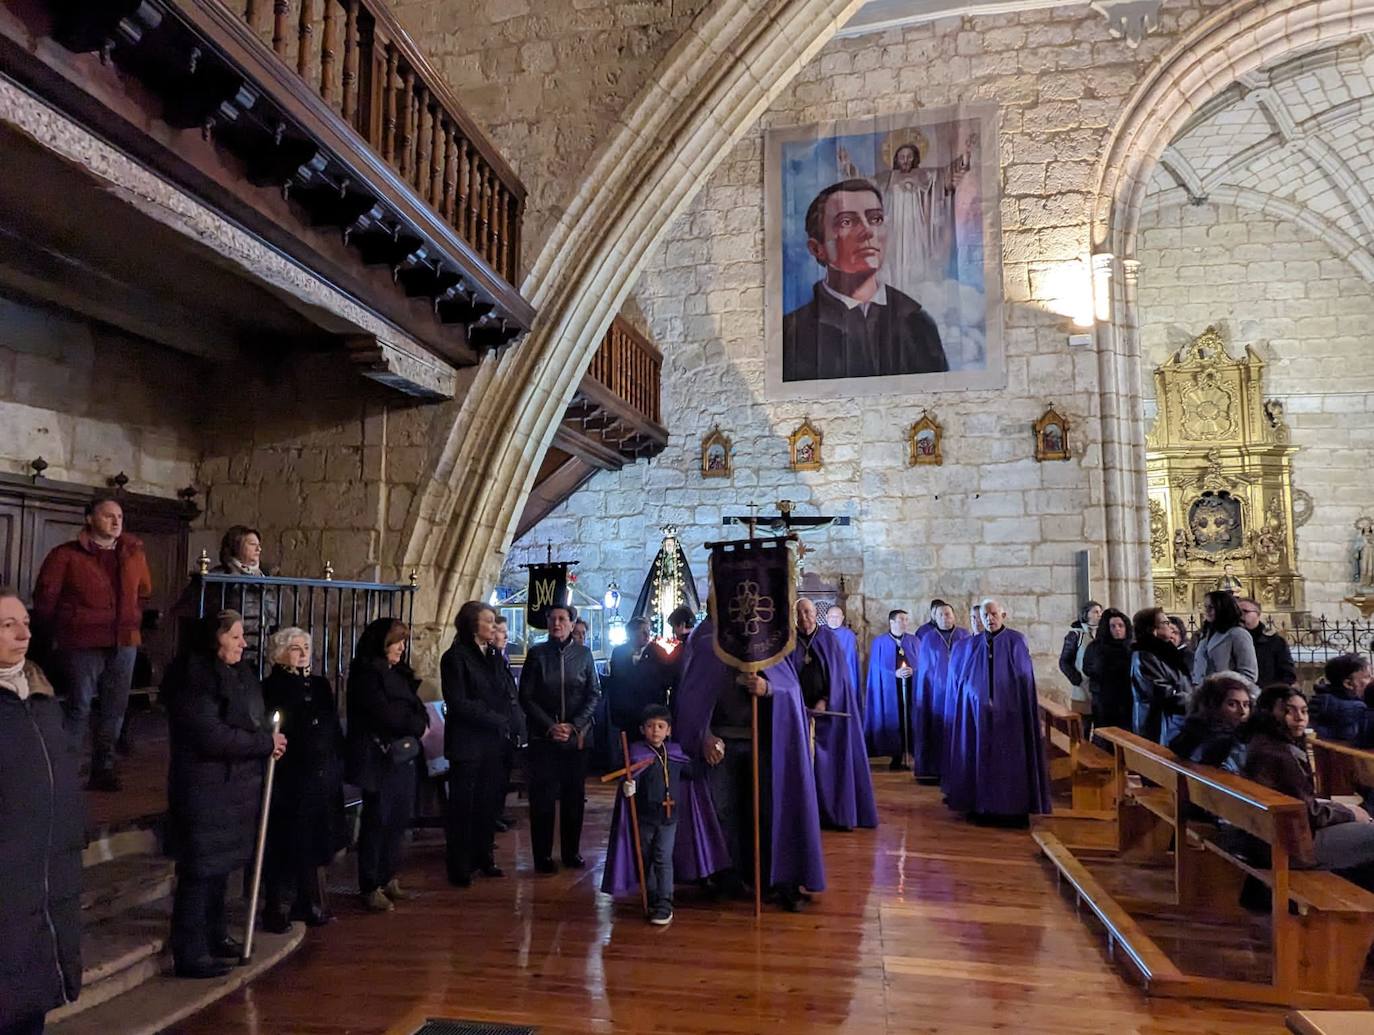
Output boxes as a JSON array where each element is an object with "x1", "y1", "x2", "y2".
[{"x1": 1147, "y1": 327, "x2": 1309, "y2": 623}]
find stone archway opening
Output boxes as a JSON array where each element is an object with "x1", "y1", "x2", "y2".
[{"x1": 1090, "y1": 0, "x2": 1374, "y2": 609}]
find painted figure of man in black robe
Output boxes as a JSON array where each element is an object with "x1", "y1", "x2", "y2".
[{"x1": 783, "y1": 178, "x2": 948, "y2": 382}]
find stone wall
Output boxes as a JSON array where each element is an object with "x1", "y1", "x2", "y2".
[
  {"x1": 0, "y1": 296, "x2": 202, "y2": 496},
  {"x1": 389, "y1": 0, "x2": 714, "y2": 267},
  {"x1": 516, "y1": 3, "x2": 1228, "y2": 684},
  {"x1": 1137, "y1": 200, "x2": 1374, "y2": 619}
]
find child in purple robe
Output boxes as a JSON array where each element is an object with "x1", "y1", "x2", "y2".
[{"x1": 602, "y1": 704, "x2": 700, "y2": 925}]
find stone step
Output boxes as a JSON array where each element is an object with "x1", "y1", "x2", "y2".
[
  {"x1": 81, "y1": 855, "x2": 176, "y2": 925},
  {"x1": 47, "y1": 902, "x2": 172, "y2": 1024},
  {"x1": 82, "y1": 819, "x2": 163, "y2": 869},
  {"x1": 46, "y1": 924, "x2": 306, "y2": 1035}
]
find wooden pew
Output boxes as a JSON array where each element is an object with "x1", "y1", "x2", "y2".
[
  {"x1": 1038, "y1": 694, "x2": 1115, "y2": 809},
  {"x1": 1311, "y1": 738, "x2": 1374, "y2": 799},
  {"x1": 1035, "y1": 726, "x2": 1374, "y2": 1009},
  {"x1": 1287, "y1": 1011, "x2": 1374, "y2": 1034}
]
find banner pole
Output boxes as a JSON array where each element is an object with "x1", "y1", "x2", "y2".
[{"x1": 752, "y1": 693, "x2": 762, "y2": 920}]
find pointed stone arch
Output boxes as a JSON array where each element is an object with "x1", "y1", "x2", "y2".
[
  {"x1": 1089, "y1": 0, "x2": 1374, "y2": 608},
  {"x1": 391, "y1": 0, "x2": 868, "y2": 643}
]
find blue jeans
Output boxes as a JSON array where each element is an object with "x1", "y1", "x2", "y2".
[
  {"x1": 60, "y1": 646, "x2": 137, "y2": 771},
  {"x1": 640, "y1": 820, "x2": 677, "y2": 910}
]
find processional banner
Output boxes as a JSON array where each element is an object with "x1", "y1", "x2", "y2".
[
  {"x1": 526, "y1": 563, "x2": 568, "y2": 631},
  {"x1": 764, "y1": 102, "x2": 1004, "y2": 399},
  {"x1": 707, "y1": 537, "x2": 796, "y2": 673}
]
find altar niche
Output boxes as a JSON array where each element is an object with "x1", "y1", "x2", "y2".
[{"x1": 1146, "y1": 327, "x2": 1307, "y2": 624}]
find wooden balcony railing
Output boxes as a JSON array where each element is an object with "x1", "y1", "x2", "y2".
[
  {"x1": 587, "y1": 316, "x2": 662, "y2": 425},
  {"x1": 232, "y1": 0, "x2": 524, "y2": 285}
]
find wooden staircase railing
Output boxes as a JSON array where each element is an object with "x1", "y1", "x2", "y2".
[{"x1": 233, "y1": 0, "x2": 524, "y2": 285}]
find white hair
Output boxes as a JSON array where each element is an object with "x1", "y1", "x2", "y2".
[{"x1": 268, "y1": 626, "x2": 312, "y2": 665}]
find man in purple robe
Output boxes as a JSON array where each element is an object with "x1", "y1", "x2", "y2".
[
  {"x1": 912, "y1": 601, "x2": 969, "y2": 784},
  {"x1": 942, "y1": 598, "x2": 1051, "y2": 824},
  {"x1": 912, "y1": 598, "x2": 949, "y2": 644},
  {"x1": 795, "y1": 599, "x2": 877, "y2": 830},
  {"x1": 825, "y1": 605, "x2": 862, "y2": 697},
  {"x1": 674, "y1": 618, "x2": 826, "y2": 911},
  {"x1": 865, "y1": 609, "x2": 921, "y2": 770}
]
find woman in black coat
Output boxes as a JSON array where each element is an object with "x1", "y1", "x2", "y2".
[
  {"x1": 0, "y1": 590, "x2": 82, "y2": 1035},
  {"x1": 441, "y1": 600, "x2": 515, "y2": 886},
  {"x1": 346, "y1": 617, "x2": 427, "y2": 912},
  {"x1": 260, "y1": 626, "x2": 347, "y2": 932},
  {"x1": 1129, "y1": 607, "x2": 1192, "y2": 744},
  {"x1": 1082, "y1": 607, "x2": 1134, "y2": 733},
  {"x1": 164, "y1": 610, "x2": 286, "y2": 979}
]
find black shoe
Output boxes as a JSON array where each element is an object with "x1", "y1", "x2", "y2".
[
  {"x1": 300, "y1": 907, "x2": 333, "y2": 927},
  {"x1": 261, "y1": 907, "x2": 292, "y2": 935},
  {"x1": 87, "y1": 769, "x2": 121, "y2": 792},
  {"x1": 448, "y1": 871, "x2": 473, "y2": 888},
  {"x1": 478, "y1": 863, "x2": 505, "y2": 878},
  {"x1": 175, "y1": 957, "x2": 232, "y2": 979},
  {"x1": 210, "y1": 937, "x2": 243, "y2": 959},
  {"x1": 915, "y1": 775, "x2": 941, "y2": 786},
  {"x1": 534, "y1": 858, "x2": 558, "y2": 874},
  {"x1": 563, "y1": 855, "x2": 586, "y2": 869},
  {"x1": 649, "y1": 904, "x2": 674, "y2": 926},
  {"x1": 888, "y1": 759, "x2": 910, "y2": 772},
  {"x1": 492, "y1": 819, "x2": 510, "y2": 833},
  {"x1": 500, "y1": 814, "x2": 517, "y2": 827},
  {"x1": 770, "y1": 886, "x2": 803, "y2": 912}
]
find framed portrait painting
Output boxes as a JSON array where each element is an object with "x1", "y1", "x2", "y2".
[
  {"x1": 764, "y1": 103, "x2": 1004, "y2": 400},
  {"x1": 908, "y1": 411, "x2": 943, "y2": 466},
  {"x1": 701, "y1": 425, "x2": 732, "y2": 478},
  {"x1": 788, "y1": 418, "x2": 822, "y2": 471},
  {"x1": 1033, "y1": 406, "x2": 1070, "y2": 462}
]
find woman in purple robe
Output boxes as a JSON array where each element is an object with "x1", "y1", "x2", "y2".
[
  {"x1": 674, "y1": 619, "x2": 826, "y2": 907},
  {"x1": 942, "y1": 599, "x2": 1051, "y2": 822},
  {"x1": 912, "y1": 602, "x2": 970, "y2": 782},
  {"x1": 795, "y1": 601, "x2": 878, "y2": 830}
]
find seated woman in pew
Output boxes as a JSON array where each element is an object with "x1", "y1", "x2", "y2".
[
  {"x1": 1167, "y1": 671, "x2": 1254, "y2": 772},
  {"x1": 1309, "y1": 654, "x2": 1374, "y2": 747},
  {"x1": 1244, "y1": 684, "x2": 1374, "y2": 889}
]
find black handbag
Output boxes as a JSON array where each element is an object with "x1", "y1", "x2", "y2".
[{"x1": 375, "y1": 734, "x2": 421, "y2": 765}]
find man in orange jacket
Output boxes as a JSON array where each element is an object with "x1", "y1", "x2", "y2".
[{"x1": 33, "y1": 497, "x2": 152, "y2": 791}]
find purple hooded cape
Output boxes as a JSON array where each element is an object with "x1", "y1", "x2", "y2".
[
  {"x1": 829, "y1": 625, "x2": 862, "y2": 704},
  {"x1": 600, "y1": 739, "x2": 727, "y2": 895},
  {"x1": 912, "y1": 626, "x2": 971, "y2": 779},
  {"x1": 941, "y1": 628, "x2": 1052, "y2": 816},
  {"x1": 794, "y1": 626, "x2": 878, "y2": 830},
  {"x1": 674, "y1": 619, "x2": 827, "y2": 891},
  {"x1": 865, "y1": 632, "x2": 922, "y2": 757}
]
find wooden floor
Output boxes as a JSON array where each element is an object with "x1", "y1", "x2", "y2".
[{"x1": 163, "y1": 770, "x2": 1308, "y2": 1035}]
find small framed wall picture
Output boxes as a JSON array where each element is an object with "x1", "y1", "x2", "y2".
[
  {"x1": 701, "y1": 425, "x2": 733, "y2": 478},
  {"x1": 788, "y1": 417, "x2": 823, "y2": 471},
  {"x1": 908, "y1": 411, "x2": 943, "y2": 466},
  {"x1": 1033, "y1": 405, "x2": 1070, "y2": 462}
]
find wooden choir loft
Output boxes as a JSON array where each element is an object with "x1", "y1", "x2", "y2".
[{"x1": 0, "y1": 1, "x2": 665, "y2": 1031}]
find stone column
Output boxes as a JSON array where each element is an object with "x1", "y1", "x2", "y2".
[{"x1": 1092, "y1": 251, "x2": 1148, "y2": 607}]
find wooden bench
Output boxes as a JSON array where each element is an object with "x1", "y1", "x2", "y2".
[
  {"x1": 1038, "y1": 694, "x2": 1115, "y2": 809},
  {"x1": 1035, "y1": 726, "x2": 1374, "y2": 1009},
  {"x1": 1287, "y1": 1010, "x2": 1374, "y2": 1034},
  {"x1": 1311, "y1": 738, "x2": 1374, "y2": 800}
]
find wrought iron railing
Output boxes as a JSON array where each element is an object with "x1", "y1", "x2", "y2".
[
  {"x1": 232, "y1": 0, "x2": 525, "y2": 284},
  {"x1": 1182, "y1": 612, "x2": 1373, "y2": 666},
  {"x1": 189, "y1": 571, "x2": 417, "y2": 688}
]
